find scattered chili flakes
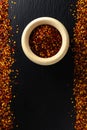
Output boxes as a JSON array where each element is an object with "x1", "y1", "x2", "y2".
[
  {"x1": 72, "y1": 0, "x2": 87, "y2": 129},
  {"x1": 29, "y1": 25, "x2": 62, "y2": 58},
  {"x1": 11, "y1": 0, "x2": 16, "y2": 5},
  {"x1": 0, "y1": 0, "x2": 17, "y2": 129}
]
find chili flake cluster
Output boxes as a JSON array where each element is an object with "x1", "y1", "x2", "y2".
[
  {"x1": 73, "y1": 0, "x2": 87, "y2": 129},
  {"x1": 0, "y1": 0, "x2": 15, "y2": 129},
  {"x1": 29, "y1": 25, "x2": 62, "y2": 58}
]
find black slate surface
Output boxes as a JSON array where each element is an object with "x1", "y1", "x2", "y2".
[{"x1": 9, "y1": 0, "x2": 76, "y2": 130}]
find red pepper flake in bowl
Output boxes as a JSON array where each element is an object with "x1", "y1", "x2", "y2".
[{"x1": 29, "y1": 25, "x2": 62, "y2": 58}]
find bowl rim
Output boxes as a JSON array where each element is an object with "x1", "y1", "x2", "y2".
[{"x1": 21, "y1": 17, "x2": 69, "y2": 65}]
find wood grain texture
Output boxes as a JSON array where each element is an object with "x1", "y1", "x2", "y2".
[{"x1": 9, "y1": 0, "x2": 76, "y2": 130}]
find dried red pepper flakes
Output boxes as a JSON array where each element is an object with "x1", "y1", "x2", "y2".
[
  {"x1": 72, "y1": 0, "x2": 87, "y2": 130},
  {"x1": 0, "y1": 0, "x2": 17, "y2": 129},
  {"x1": 29, "y1": 25, "x2": 62, "y2": 58}
]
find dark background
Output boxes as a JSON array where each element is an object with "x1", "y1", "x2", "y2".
[{"x1": 9, "y1": 0, "x2": 76, "y2": 130}]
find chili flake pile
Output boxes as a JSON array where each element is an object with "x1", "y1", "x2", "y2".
[
  {"x1": 0, "y1": 0, "x2": 15, "y2": 129},
  {"x1": 29, "y1": 25, "x2": 62, "y2": 58},
  {"x1": 73, "y1": 0, "x2": 87, "y2": 129}
]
